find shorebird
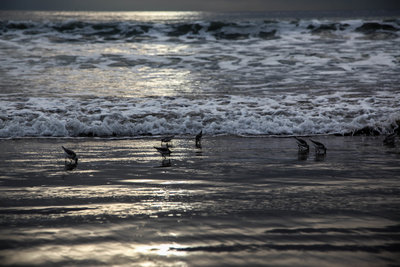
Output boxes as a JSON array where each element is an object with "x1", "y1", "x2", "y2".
[
  {"x1": 294, "y1": 137, "x2": 309, "y2": 152},
  {"x1": 383, "y1": 133, "x2": 396, "y2": 146},
  {"x1": 161, "y1": 135, "x2": 174, "y2": 146},
  {"x1": 310, "y1": 139, "x2": 327, "y2": 154},
  {"x1": 154, "y1": 146, "x2": 171, "y2": 158},
  {"x1": 62, "y1": 146, "x2": 78, "y2": 164},
  {"x1": 195, "y1": 130, "x2": 202, "y2": 147}
]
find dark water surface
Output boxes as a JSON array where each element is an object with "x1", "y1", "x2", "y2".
[{"x1": 0, "y1": 136, "x2": 399, "y2": 266}]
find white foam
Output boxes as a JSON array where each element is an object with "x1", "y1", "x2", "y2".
[
  {"x1": 0, "y1": 93, "x2": 399, "y2": 138},
  {"x1": 1, "y1": 16, "x2": 399, "y2": 138}
]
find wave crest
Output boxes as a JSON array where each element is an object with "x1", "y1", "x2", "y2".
[
  {"x1": 0, "y1": 95, "x2": 398, "y2": 138},
  {"x1": 1, "y1": 19, "x2": 399, "y2": 41}
]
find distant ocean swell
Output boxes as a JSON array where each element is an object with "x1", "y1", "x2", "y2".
[
  {"x1": 1, "y1": 95, "x2": 398, "y2": 138},
  {"x1": 1, "y1": 19, "x2": 400, "y2": 41}
]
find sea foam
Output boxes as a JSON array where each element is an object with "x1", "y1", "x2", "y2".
[
  {"x1": 1, "y1": 14, "x2": 399, "y2": 138},
  {"x1": 0, "y1": 94, "x2": 398, "y2": 138}
]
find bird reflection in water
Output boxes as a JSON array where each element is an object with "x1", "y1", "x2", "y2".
[
  {"x1": 64, "y1": 161, "x2": 78, "y2": 171},
  {"x1": 161, "y1": 158, "x2": 172, "y2": 167},
  {"x1": 314, "y1": 153, "x2": 326, "y2": 162},
  {"x1": 297, "y1": 150, "x2": 309, "y2": 161}
]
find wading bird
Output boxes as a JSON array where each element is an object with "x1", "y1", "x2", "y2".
[
  {"x1": 62, "y1": 146, "x2": 78, "y2": 164},
  {"x1": 294, "y1": 136, "x2": 309, "y2": 152},
  {"x1": 195, "y1": 130, "x2": 202, "y2": 148},
  {"x1": 310, "y1": 139, "x2": 327, "y2": 155},
  {"x1": 154, "y1": 146, "x2": 171, "y2": 158}
]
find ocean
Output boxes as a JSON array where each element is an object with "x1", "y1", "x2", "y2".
[
  {"x1": 0, "y1": 10, "x2": 399, "y2": 137},
  {"x1": 0, "y1": 10, "x2": 399, "y2": 266}
]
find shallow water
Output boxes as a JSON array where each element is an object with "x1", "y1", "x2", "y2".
[{"x1": 0, "y1": 136, "x2": 399, "y2": 266}]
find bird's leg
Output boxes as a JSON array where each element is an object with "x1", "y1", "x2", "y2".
[{"x1": 196, "y1": 140, "x2": 201, "y2": 148}]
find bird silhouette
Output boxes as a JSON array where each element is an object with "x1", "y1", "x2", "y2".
[
  {"x1": 62, "y1": 146, "x2": 78, "y2": 164},
  {"x1": 310, "y1": 139, "x2": 327, "y2": 155},
  {"x1": 195, "y1": 130, "x2": 203, "y2": 148},
  {"x1": 154, "y1": 146, "x2": 171, "y2": 158},
  {"x1": 294, "y1": 136, "x2": 309, "y2": 152}
]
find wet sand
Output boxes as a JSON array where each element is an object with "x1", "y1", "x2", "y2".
[{"x1": 0, "y1": 136, "x2": 399, "y2": 266}]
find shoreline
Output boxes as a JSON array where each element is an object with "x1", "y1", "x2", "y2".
[
  {"x1": 0, "y1": 135, "x2": 399, "y2": 266},
  {"x1": 0, "y1": 125, "x2": 398, "y2": 140},
  {"x1": 1, "y1": 135, "x2": 399, "y2": 180}
]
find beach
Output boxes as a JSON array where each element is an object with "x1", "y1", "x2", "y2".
[
  {"x1": 0, "y1": 136, "x2": 399, "y2": 266},
  {"x1": 1, "y1": 10, "x2": 400, "y2": 266}
]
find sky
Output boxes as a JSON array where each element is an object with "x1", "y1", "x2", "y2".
[{"x1": 1, "y1": 0, "x2": 399, "y2": 12}]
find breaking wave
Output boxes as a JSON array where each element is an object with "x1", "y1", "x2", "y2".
[
  {"x1": 0, "y1": 95, "x2": 399, "y2": 138},
  {"x1": 1, "y1": 13, "x2": 399, "y2": 138},
  {"x1": 1, "y1": 19, "x2": 400, "y2": 42}
]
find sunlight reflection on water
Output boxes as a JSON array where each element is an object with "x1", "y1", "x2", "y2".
[
  {"x1": 0, "y1": 11, "x2": 205, "y2": 22},
  {"x1": 0, "y1": 241, "x2": 189, "y2": 266},
  {"x1": 1, "y1": 137, "x2": 400, "y2": 266}
]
